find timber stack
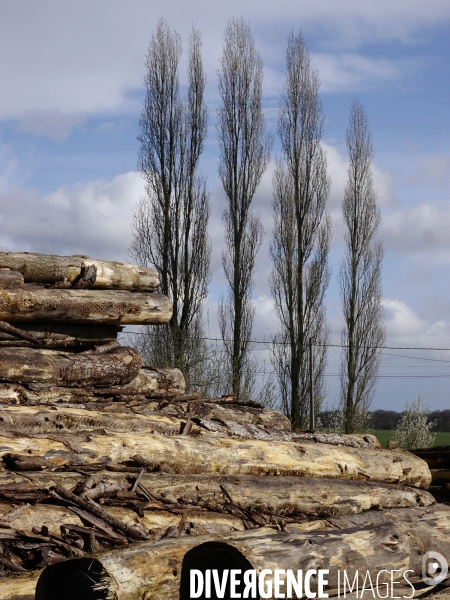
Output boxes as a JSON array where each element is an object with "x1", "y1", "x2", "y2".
[{"x1": 0, "y1": 251, "x2": 447, "y2": 599}]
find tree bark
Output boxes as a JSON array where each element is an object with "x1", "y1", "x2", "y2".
[
  {"x1": 33, "y1": 505, "x2": 450, "y2": 600},
  {"x1": 0, "y1": 346, "x2": 142, "y2": 387},
  {"x1": 0, "y1": 287, "x2": 172, "y2": 324},
  {"x1": 0, "y1": 251, "x2": 159, "y2": 290},
  {"x1": 0, "y1": 428, "x2": 431, "y2": 487}
]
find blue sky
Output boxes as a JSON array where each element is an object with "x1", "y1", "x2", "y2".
[{"x1": 1, "y1": 0, "x2": 450, "y2": 411}]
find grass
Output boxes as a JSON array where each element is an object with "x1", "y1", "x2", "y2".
[{"x1": 374, "y1": 430, "x2": 450, "y2": 448}]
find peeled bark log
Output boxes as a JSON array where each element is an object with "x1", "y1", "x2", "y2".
[
  {"x1": 0, "y1": 428, "x2": 431, "y2": 487},
  {"x1": 0, "y1": 251, "x2": 159, "y2": 290},
  {"x1": 0, "y1": 286, "x2": 172, "y2": 324},
  {"x1": 33, "y1": 505, "x2": 450, "y2": 600},
  {"x1": 0, "y1": 346, "x2": 142, "y2": 387}
]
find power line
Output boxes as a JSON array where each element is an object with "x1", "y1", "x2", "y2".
[
  {"x1": 382, "y1": 351, "x2": 450, "y2": 364},
  {"x1": 127, "y1": 330, "x2": 450, "y2": 352}
]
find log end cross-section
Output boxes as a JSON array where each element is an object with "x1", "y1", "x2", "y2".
[{"x1": 35, "y1": 557, "x2": 112, "y2": 600}]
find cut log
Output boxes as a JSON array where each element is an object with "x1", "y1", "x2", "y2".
[
  {"x1": 121, "y1": 366, "x2": 186, "y2": 395},
  {"x1": 33, "y1": 505, "x2": 450, "y2": 600},
  {"x1": 0, "y1": 346, "x2": 142, "y2": 387},
  {"x1": 290, "y1": 432, "x2": 381, "y2": 449},
  {"x1": 0, "y1": 269, "x2": 24, "y2": 288},
  {"x1": 0, "y1": 321, "x2": 120, "y2": 339},
  {"x1": 0, "y1": 406, "x2": 390, "y2": 448},
  {"x1": 0, "y1": 572, "x2": 38, "y2": 600},
  {"x1": 140, "y1": 400, "x2": 292, "y2": 432},
  {"x1": 0, "y1": 391, "x2": 293, "y2": 435},
  {"x1": 0, "y1": 251, "x2": 159, "y2": 290},
  {"x1": 0, "y1": 322, "x2": 120, "y2": 348},
  {"x1": 0, "y1": 499, "x2": 247, "y2": 539},
  {"x1": 0, "y1": 519, "x2": 338, "y2": 600},
  {"x1": 0, "y1": 471, "x2": 434, "y2": 518},
  {"x1": 0, "y1": 368, "x2": 185, "y2": 405},
  {"x1": 412, "y1": 446, "x2": 450, "y2": 469},
  {"x1": 431, "y1": 469, "x2": 450, "y2": 483},
  {"x1": 0, "y1": 286, "x2": 172, "y2": 325},
  {"x1": 0, "y1": 427, "x2": 431, "y2": 487}
]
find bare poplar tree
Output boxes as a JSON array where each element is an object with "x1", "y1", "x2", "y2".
[
  {"x1": 217, "y1": 17, "x2": 272, "y2": 400},
  {"x1": 130, "y1": 19, "x2": 211, "y2": 390},
  {"x1": 270, "y1": 29, "x2": 331, "y2": 429},
  {"x1": 340, "y1": 99, "x2": 385, "y2": 433}
]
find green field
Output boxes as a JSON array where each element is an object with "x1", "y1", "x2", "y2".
[{"x1": 374, "y1": 430, "x2": 450, "y2": 448}]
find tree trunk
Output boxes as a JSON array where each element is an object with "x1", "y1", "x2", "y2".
[
  {"x1": 33, "y1": 505, "x2": 450, "y2": 600},
  {"x1": 0, "y1": 428, "x2": 431, "y2": 487},
  {"x1": 0, "y1": 346, "x2": 142, "y2": 387},
  {"x1": 0, "y1": 287, "x2": 172, "y2": 324},
  {"x1": 0, "y1": 251, "x2": 159, "y2": 290}
]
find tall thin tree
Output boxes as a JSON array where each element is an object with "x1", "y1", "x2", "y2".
[
  {"x1": 217, "y1": 17, "x2": 272, "y2": 400},
  {"x1": 130, "y1": 19, "x2": 211, "y2": 390},
  {"x1": 340, "y1": 99, "x2": 385, "y2": 433},
  {"x1": 270, "y1": 29, "x2": 331, "y2": 429}
]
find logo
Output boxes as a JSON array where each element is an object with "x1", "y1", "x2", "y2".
[{"x1": 422, "y1": 552, "x2": 448, "y2": 586}]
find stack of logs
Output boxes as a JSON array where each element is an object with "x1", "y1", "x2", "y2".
[{"x1": 0, "y1": 251, "x2": 448, "y2": 599}]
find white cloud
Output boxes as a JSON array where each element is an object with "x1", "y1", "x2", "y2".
[
  {"x1": 383, "y1": 298, "x2": 425, "y2": 339},
  {"x1": 409, "y1": 154, "x2": 450, "y2": 191},
  {"x1": 0, "y1": 145, "x2": 19, "y2": 193},
  {"x1": 0, "y1": 1, "x2": 448, "y2": 119},
  {"x1": 381, "y1": 203, "x2": 450, "y2": 257},
  {"x1": 405, "y1": 266, "x2": 434, "y2": 285},
  {"x1": 383, "y1": 297, "x2": 450, "y2": 352},
  {"x1": 312, "y1": 53, "x2": 410, "y2": 93},
  {"x1": 18, "y1": 110, "x2": 85, "y2": 141},
  {"x1": 0, "y1": 172, "x2": 144, "y2": 261}
]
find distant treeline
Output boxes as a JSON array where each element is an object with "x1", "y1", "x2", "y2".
[{"x1": 319, "y1": 409, "x2": 450, "y2": 432}]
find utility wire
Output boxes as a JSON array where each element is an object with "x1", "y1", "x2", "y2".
[{"x1": 128, "y1": 330, "x2": 450, "y2": 352}]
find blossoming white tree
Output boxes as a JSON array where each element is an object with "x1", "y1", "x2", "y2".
[{"x1": 392, "y1": 395, "x2": 436, "y2": 450}]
